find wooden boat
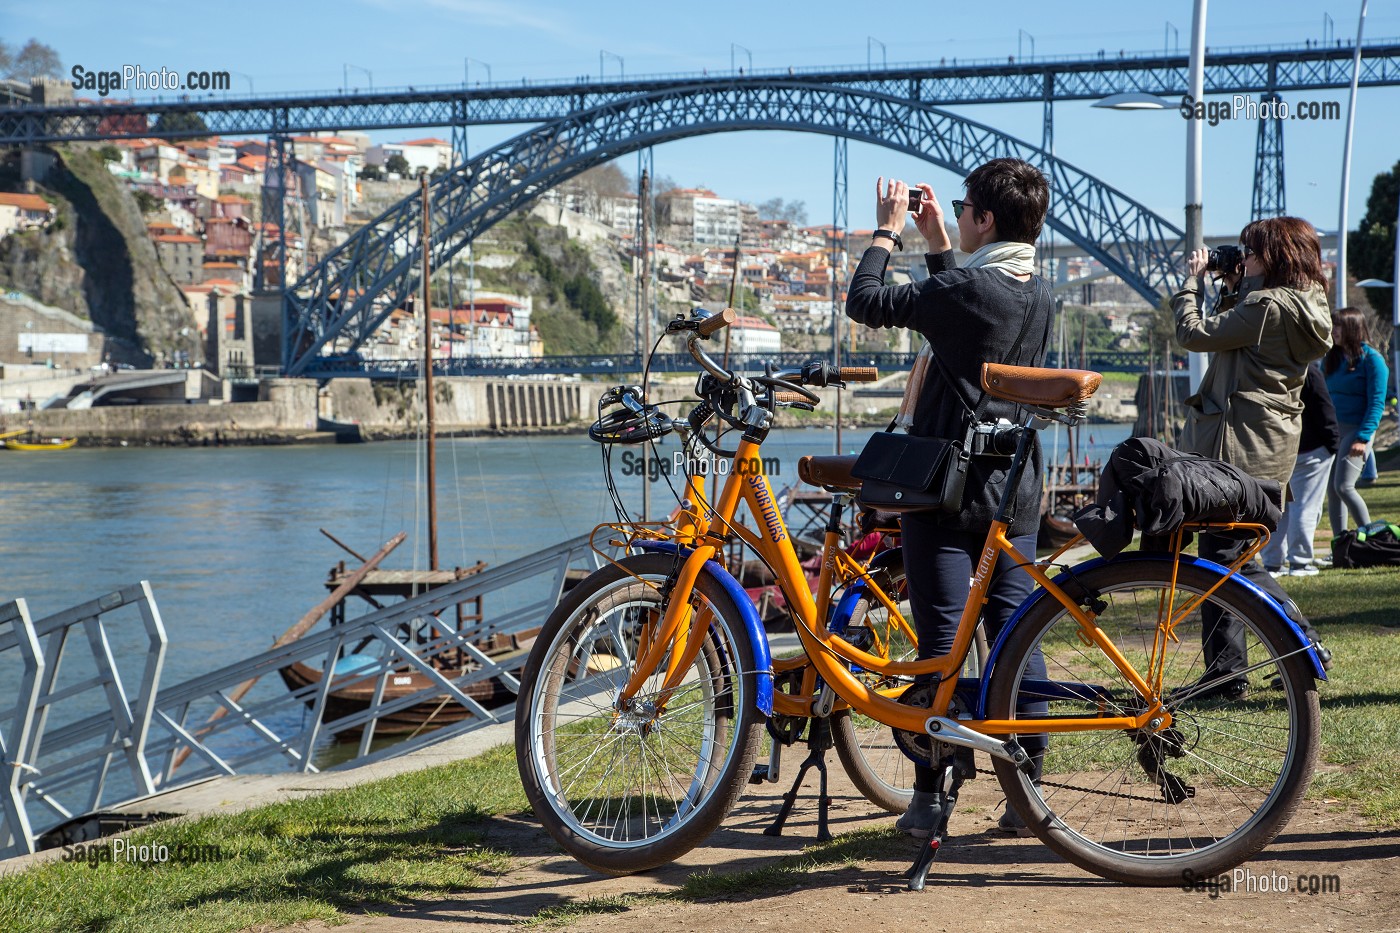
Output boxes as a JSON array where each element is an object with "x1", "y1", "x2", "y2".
[
  {"x1": 276, "y1": 180, "x2": 520, "y2": 737},
  {"x1": 2, "y1": 435, "x2": 77, "y2": 451}
]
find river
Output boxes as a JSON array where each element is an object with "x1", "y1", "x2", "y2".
[{"x1": 2, "y1": 423, "x2": 1132, "y2": 686}]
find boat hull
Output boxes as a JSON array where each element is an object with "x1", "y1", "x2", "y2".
[{"x1": 277, "y1": 660, "x2": 515, "y2": 735}]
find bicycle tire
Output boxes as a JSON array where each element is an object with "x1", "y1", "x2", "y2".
[
  {"x1": 986, "y1": 558, "x2": 1320, "y2": 885},
  {"x1": 830, "y1": 558, "x2": 989, "y2": 813},
  {"x1": 515, "y1": 553, "x2": 765, "y2": 875}
]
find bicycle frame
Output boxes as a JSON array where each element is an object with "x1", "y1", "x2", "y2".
[{"x1": 621, "y1": 427, "x2": 1196, "y2": 744}]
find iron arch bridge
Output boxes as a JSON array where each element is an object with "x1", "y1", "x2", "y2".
[{"x1": 286, "y1": 82, "x2": 1184, "y2": 377}]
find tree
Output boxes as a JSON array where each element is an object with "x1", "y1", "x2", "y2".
[
  {"x1": 0, "y1": 41, "x2": 12, "y2": 78},
  {"x1": 97, "y1": 144, "x2": 123, "y2": 164},
  {"x1": 9, "y1": 39, "x2": 61, "y2": 81},
  {"x1": 357, "y1": 163, "x2": 383, "y2": 181},
  {"x1": 384, "y1": 154, "x2": 411, "y2": 177},
  {"x1": 1348, "y1": 160, "x2": 1399, "y2": 332},
  {"x1": 758, "y1": 197, "x2": 808, "y2": 224},
  {"x1": 152, "y1": 110, "x2": 209, "y2": 140}
]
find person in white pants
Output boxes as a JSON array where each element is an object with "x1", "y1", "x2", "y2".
[{"x1": 1263, "y1": 363, "x2": 1339, "y2": 577}]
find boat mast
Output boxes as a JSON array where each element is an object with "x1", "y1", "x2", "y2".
[{"x1": 421, "y1": 176, "x2": 439, "y2": 571}]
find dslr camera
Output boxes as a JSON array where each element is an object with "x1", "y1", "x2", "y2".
[
  {"x1": 969, "y1": 418, "x2": 1022, "y2": 458},
  {"x1": 1206, "y1": 244, "x2": 1244, "y2": 277}
]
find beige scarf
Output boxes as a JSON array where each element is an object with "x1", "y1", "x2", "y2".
[{"x1": 894, "y1": 241, "x2": 1037, "y2": 429}]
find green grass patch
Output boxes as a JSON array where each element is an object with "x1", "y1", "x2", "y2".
[
  {"x1": 1282, "y1": 473, "x2": 1400, "y2": 825},
  {"x1": 0, "y1": 743, "x2": 527, "y2": 933}
]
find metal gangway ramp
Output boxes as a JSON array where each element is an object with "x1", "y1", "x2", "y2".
[{"x1": 0, "y1": 534, "x2": 603, "y2": 859}]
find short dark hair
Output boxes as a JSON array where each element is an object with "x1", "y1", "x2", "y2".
[{"x1": 962, "y1": 158, "x2": 1049, "y2": 244}]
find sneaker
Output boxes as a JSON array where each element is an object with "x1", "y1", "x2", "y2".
[
  {"x1": 895, "y1": 790, "x2": 939, "y2": 839},
  {"x1": 997, "y1": 805, "x2": 1034, "y2": 838},
  {"x1": 1315, "y1": 554, "x2": 1334, "y2": 568},
  {"x1": 1289, "y1": 564, "x2": 1320, "y2": 577},
  {"x1": 1266, "y1": 566, "x2": 1286, "y2": 579}
]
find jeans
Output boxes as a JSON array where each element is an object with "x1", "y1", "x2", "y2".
[
  {"x1": 1328, "y1": 424, "x2": 1372, "y2": 536},
  {"x1": 1261, "y1": 445, "x2": 1334, "y2": 570},
  {"x1": 1199, "y1": 532, "x2": 1324, "y2": 681},
  {"x1": 899, "y1": 517, "x2": 1046, "y2": 791}
]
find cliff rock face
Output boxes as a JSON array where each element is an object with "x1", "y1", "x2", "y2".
[{"x1": 0, "y1": 148, "x2": 202, "y2": 364}]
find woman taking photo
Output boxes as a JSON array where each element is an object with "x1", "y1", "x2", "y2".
[
  {"x1": 1174, "y1": 215, "x2": 1335, "y2": 694},
  {"x1": 845, "y1": 157, "x2": 1052, "y2": 835},
  {"x1": 1325, "y1": 306, "x2": 1389, "y2": 538}
]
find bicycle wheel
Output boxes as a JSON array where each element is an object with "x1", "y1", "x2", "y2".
[
  {"x1": 831, "y1": 556, "x2": 990, "y2": 814},
  {"x1": 515, "y1": 553, "x2": 765, "y2": 875},
  {"x1": 987, "y1": 558, "x2": 1320, "y2": 885}
]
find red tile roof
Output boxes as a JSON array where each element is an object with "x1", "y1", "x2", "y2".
[
  {"x1": 154, "y1": 234, "x2": 201, "y2": 244},
  {"x1": 0, "y1": 193, "x2": 53, "y2": 212}
]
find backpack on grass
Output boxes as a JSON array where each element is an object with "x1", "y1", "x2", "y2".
[{"x1": 1333, "y1": 520, "x2": 1400, "y2": 568}]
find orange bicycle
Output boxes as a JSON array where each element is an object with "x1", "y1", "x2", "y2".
[{"x1": 516, "y1": 309, "x2": 1324, "y2": 886}]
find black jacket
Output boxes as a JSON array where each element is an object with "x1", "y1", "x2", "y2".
[
  {"x1": 846, "y1": 247, "x2": 1053, "y2": 536},
  {"x1": 1072, "y1": 437, "x2": 1283, "y2": 558},
  {"x1": 1299, "y1": 363, "x2": 1341, "y2": 455}
]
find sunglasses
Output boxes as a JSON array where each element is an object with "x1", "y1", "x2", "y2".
[
  {"x1": 951, "y1": 199, "x2": 974, "y2": 220},
  {"x1": 1240, "y1": 246, "x2": 1256, "y2": 258}
]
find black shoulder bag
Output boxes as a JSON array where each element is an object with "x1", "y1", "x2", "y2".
[{"x1": 850, "y1": 280, "x2": 1044, "y2": 514}]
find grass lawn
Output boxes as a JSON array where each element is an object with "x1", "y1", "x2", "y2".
[{"x1": 1, "y1": 473, "x2": 1396, "y2": 932}]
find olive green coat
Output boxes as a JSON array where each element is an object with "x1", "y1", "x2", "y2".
[{"x1": 1173, "y1": 278, "x2": 1333, "y2": 487}]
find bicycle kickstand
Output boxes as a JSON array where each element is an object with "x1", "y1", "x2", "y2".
[
  {"x1": 906, "y1": 759, "x2": 964, "y2": 892},
  {"x1": 763, "y1": 715, "x2": 835, "y2": 842}
]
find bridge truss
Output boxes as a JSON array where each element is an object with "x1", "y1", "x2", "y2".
[{"x1": 283, "y1": 84, "x2": 1184, "y2": 376}]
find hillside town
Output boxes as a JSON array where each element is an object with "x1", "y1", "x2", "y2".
[{"x1": 1, "y1": 80, "x2": 1156, "y2": 373}]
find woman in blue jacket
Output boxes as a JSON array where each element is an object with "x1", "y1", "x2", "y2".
[{"x1": 1325, "y1": 307, "x2": 1389, "y2": 536}]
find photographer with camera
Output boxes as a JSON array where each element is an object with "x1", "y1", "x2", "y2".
[
  {"x1": 1174, "y1": 216, "x2": 1336, "y2": 697},
  {"x1": 846, "y1": 158, "x2": 1052, "y2": 837}
]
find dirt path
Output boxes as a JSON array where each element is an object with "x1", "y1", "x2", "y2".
[{"x1": 275, "y1": 760, "x2": 1399, "y2": 933}]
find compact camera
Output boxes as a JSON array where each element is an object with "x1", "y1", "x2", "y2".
[{"x1": 1207, "y1": 244, "x2": 1244, "y2": 277}]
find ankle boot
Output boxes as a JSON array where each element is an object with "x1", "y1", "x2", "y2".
[{"x1": 895, "y1": 789, "x2": 941, "y2": 839}]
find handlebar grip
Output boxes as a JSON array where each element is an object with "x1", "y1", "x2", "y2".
[
  {"x1": 696, "y1": 307, "x2": 737, "y2": 337},
  {"x1": 774, "y1": 391, "x2": 813, "y2": 405},
  {"x1": 840, "y1": 366, "x2": 878, "y2": 383}
]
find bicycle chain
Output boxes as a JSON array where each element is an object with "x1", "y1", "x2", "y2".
[{"x1": 973, "y1": 766, "x2": 1172, "y2": 804}]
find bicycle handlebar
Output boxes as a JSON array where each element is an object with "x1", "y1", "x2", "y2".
[
  {"x1": 840, "y1": 366, "x2": 878, "y2": 383},
  {"x1": 696, "y1": 307, "x2": 736, "y2": 337}
]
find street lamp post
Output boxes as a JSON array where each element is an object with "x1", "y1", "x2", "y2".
[
  {"x1": 1184, "y1": 0, "x2": 1208, "y2": 394},
  {"x1": 1337, "y1": 0, "x2": 1369, "y2": 309}
]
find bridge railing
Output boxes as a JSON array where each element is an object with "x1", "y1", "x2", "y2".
[
  {"x1": 9, "y1": 36, "x2": 1398, "y2": 109},
  {"x1": 298, "y1": 349, "x2": 1175, "y2": 380}
]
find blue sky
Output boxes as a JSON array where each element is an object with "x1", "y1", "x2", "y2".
[{"x1": 9, "y1": 0, "x2": 1400, "y2": 239}]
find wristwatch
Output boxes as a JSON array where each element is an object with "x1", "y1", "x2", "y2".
[{"x1": 870, "y1": 229, "x2": 903, "y2": 251}]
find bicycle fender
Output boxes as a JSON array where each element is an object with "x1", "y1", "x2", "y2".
[
  {"x1": 976, "y1": 552, "x2": 1326, "y2": 717},
  {"x1": 829, "y1": 547, "x2": 904, "y2": 634},
  {"x1": 634, "y1": 543, "x2": 774, "y2": 715}
]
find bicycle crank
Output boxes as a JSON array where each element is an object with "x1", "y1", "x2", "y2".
[{"x1": 923, "y1": 717, "x2": 1036, "y2": 774}]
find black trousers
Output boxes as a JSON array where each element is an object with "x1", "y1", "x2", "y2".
[
  {"x1": 1197, "y1": 532, "x2": 1323, "y2": 680},
  {"x1": 899, "y1": 516, "x2": 1047, "y2": 792}
]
